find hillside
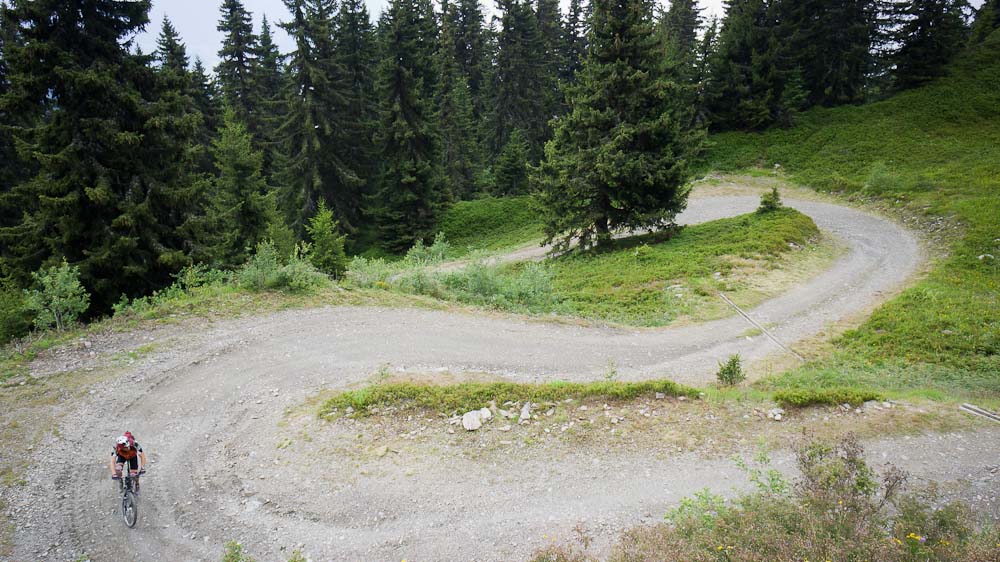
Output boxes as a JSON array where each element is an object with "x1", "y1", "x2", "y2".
[{"x1": 705, "y1": 33, "x2": 1000, "y2": 400}]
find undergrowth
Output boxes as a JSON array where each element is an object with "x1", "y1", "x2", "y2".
[{"x1": 436, "y1": 195, "x2": 544, "y2": 256}]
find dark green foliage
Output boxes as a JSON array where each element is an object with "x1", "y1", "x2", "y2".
[
  {"x1": 969, "y1": 0, "x2": 1000, "y2": 44},
  {"x1": 534, "y1": 0, "x2": 703, "y2": 251},
  {"x1": 535, "y1": 0, "x2": 565, "y2": 120},
  {"x1": 320, "y1": 379, "x2": 700, "y2": 417},
  {"x1": 155, "y1": 16, "x2": 189, "y2": 74},
  {"x1": 0, "y1": 278, "x2": 32, "y2": 343},
  {"x1": 0, "y1": 0, "x2": 204, "y2": 311},
  {"x1": 305, "y1": 201, "x2": 348, "y2": 278},
  {"x1": 436, "y1": 8, "x2": 484, "y2": 200},
  {"x1": 436, "y1": 196, "x2": 543, "y2": 254},
  {"x1": 892, "y1": 0, "x2": 970, "y2": 89},
  {"x1": 372, "y1": 0, "x2": 449, "y2": 252},
  {"x1": 255, "y1": 15, "x2": 284, "y2": 181},
  {"x1": 209, "y1": 109, "x2": 275, "y2": 268},
  {"x1": 493, "y1": 129, "x2": 530, "y2": 196},
  {"x1": 277, "y1": 0, "x2": 361, "y2": 232},
  {"x1": 757, "y1": 186, "x2": 783, "y2": 213},
  {"x1": 659, "y1": 0, "x2": 702, "y2": 81},
  {"x1": 716, "y1": 354, "x2": 745, "y2": 385},
  {"x1": 216, "y1": 0, "x2": 259, "y2": 125},
  {"x1": 489, "y1": 0, "x2": 550, "y2": 159},
  {"x1": 446, "y1": 0, "x2": 490, "y2": 121},
  {"x1": 560, "y1": 0, "x2": 589, "y2": 83},
  {"x1": 774, "y1": 388, "x2": 884, "y2": 407}
]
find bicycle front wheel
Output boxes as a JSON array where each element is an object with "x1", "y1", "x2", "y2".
[{"x1": 122, "y1": 490, "x2": 138, "y2": 528}]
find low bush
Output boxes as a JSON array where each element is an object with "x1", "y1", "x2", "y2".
[
  {"x1": 756, "y1": 186, "x2": 783, "y2": 213},
  {"x1": 773, "y1": 387, "x2": 884, "y2": 407},
  {"x1": 532, "y1": 435, "x2": 1000, "y2": 562},
  {"x1": 716, "y1": 354, "x2": 746, "y2": 386},
  {"x1": 24, "y1": 259, "x2": 90, "y2": 331},
  {"x1": 319, "y1": 379, "x2": 700, "y2": 417},
  {"x1": 237, "y1": 241, "x2": 328, "y2": 293}
]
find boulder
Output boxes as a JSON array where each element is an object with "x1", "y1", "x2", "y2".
[{"x1": 462, "y1": 410, "x2": 483, "y2": 431}]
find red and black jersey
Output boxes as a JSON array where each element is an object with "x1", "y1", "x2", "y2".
[{"x1": 113, "y1": 441, "x2": 143, "y2": 460}]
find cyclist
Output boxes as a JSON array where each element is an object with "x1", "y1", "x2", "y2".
[{"x1": 109, "y1": 432, "x2": 147, "y2": 491}]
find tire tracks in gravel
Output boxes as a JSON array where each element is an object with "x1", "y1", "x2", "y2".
[{"x1": 10, "y1": 193, "x2": 996, "y2": 562}]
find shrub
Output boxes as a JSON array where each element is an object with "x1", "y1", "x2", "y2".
[
  {"x1": 716, "y1": 354, "x2": 746, "y2": 386},
  {"x1": 773, "y1": 387, "x2": 883, "y2": 407},
  {"x1": 344, "y1": 256, "x2": 395, "y2": 288},
  {"x1": 237, "y1": 241, "x2": 327, "y2": 293},
  {"x1": 0, "y1": 280, "x2": 34, "y2": 343},
  {"x1": 23, "y1": 259, "x2": 90, "y2": 331},
  {"x1": 306, "y1": 201, "x2": 349, "y2": 278},
  {"x1": 756, "y1": 187, "x2": 783, "y2": 213},
  {"x1": 237, "y1": 241, "x2": 283, "y2": 291},
  {"x1": 864, "y1": 161, "x2": 905, "y2": 194},
  {"x1": 403, "y1": 232, "x2": 451, "y2": 266}
]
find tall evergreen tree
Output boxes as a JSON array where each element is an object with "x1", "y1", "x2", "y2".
[
  {"x1": 447, "y1": 0, "x2": 490, "y2": 119},
  {"x1": 335, "y1": 0, "x2": 379, "y2": 217},
  {"x1": 277, "y1": 0, "x2": 360, "y2": 232},
  {"x1": 560, "y1": 0, "x2": 589, "y2": 83},
  {"x1": 155, "y1": 16, "x2": 189, "y2": 73},
  {"x1": 659, "y1": 0, "x2": 703, "y2": 81},
  {"x1": 190, "y1": 57, "x2": 222, "y2": 174},
  {"x1": 490, "y1": 0, "x2": 549, "y2": 159},
  {"x1": 216, "y1": 0, "x2": 259, "y2": 126},
  {"x1": 0, "y1": 0, "x2": 203, "y2": 310},
  {"x1": 208, "y1": 109, "x2": 275, "y2": 267},
  {"x1": 534, "y1": 0, "x2": 702, "y2": 250},
  {"x1": 892, "y1": 0, "x2": 970, "y2": 89},
  {"x1": 436, "y1": 5, "x2": 483, "y2": 199},
  {"x1": 373, "y1": 0, "x2": 448, "y2": 252},
  {"x1": 969, "y1": 0, "x2": 999, "y2": 44},
  {"x1": 256, "y1": 14, "x2": 284, "y2": 181},
  {"x1": 536, "y1": 0, "x2": 565, "y2": 116}
]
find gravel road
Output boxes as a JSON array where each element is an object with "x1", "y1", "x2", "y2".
[{"x1": 8, "y1": 191, "x2": 997, "y2": 562}]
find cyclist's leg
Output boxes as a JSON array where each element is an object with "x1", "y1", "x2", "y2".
[
  {"x1": 128, "y1": 457, "x2": 140, "y2": 492},
  {"x1": 111, "y1": 453, "x2": 124, "y2": 479}
]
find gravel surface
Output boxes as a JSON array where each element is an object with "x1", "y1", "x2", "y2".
[{"x1": 8, "y1": 192, "x2": 998, "y2": 562}]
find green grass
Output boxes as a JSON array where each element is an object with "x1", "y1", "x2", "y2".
[
  {"x1": 704, "y1": 35, "x2": 1000, "y2": 402},
  {"x1": 436, "y1": 195, "x2": 544, "y2": 256},
  {"x1": 546, "y1": 207, "x2": 820, "y2": 325},
  {"x1": 318, "y1": 379, "x2": 700, "y2": 417}
]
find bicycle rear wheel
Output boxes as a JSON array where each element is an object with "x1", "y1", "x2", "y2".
[{"x1": 122, "y1": 490, "x2": 138, "y2": 528}]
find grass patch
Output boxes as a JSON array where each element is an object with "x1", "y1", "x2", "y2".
[
  {"x1": 546, "y1": 207, "x2": 820, "y2": 325},
  {"x1": 773, "y1": 387, "x2": 884, "y2": 408},
  {"x1": 318, "y1": 379, "x2": 700, "y2": 417},
  {"x1": 705, "y1": 36, "x2": 1000, "y2": 399},
  {"x1": 436, "y1": 195, "x2": 544, "y2": 257}
]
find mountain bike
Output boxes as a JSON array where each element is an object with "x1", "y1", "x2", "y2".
[{"x1": 115, "y1": 469, "x2": 141, "y2": 528}]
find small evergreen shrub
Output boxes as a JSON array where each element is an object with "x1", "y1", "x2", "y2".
[
  {"x1": 306, "y1": 201, "x2": 349, "y2": 278},
  {"x1": 757, "y1": 187, "x2": 783, "y2": 213},
  {"x1": 0, "y1": 280, "x2": 34, "y2": 343},
  {"x1": 24, "y1": 259, "x2": 90, "y2": 331},
  {"x1": 716, "y1": 354, "x2": 746, "y2": 386}
]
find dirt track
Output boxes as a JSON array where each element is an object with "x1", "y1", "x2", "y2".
[{"x1": 8, "y1": 188, "x2": 999, "y2": 562}]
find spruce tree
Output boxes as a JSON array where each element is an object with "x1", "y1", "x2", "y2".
[
  {"x1": 436, "y1": 4, "x2": 483, "y2": 199},
  {"x1": 305, "y1": 200, "x2": 348, "y2": 278},
  {"x1": 277, "y1": 0, "x2": 360, "y2": 232},
  {"x1": 536, "y1": 0, "x2": 565, "y2": 117},
  {"x1": 447, "y1": 0, "x2": 490, "y2": 120},
  {"x1": 373, "y1": 0, "x2": 448, "y2": 252},
  {"x1": 970, "y1": 0, "x2": 999, "y2": 44},
  {"x1": 534, "y1": 0, "x2": 702, "y2": 250},
  {"x1": 155, "y1": 16, "x2": 189, "y2": 73},
  {"x1": 490, "y1": 0, "x2": 549, "y2": 159},
  {"x1": 659, "y1": 0, "x2": 703, "y2": 81},
  {"x1": 256, "y1": 15, "x2": 284, "y2": 181},
  {"x1": 216, "y1": 0, "x2": 259, "y2": 126},
  {"x1": 892, "y1": 0, "x2": 970, "y2": 89},
  {"x1": 209, "y1": 109, "x2": 274, "y2": 267},
  {"x1": 0, "y1": 0, "x2": 203, "y2": 310},
  {"x1": 494, "y1": 129, "x2": 530, "y2": 196},
  {"x1": 190, "y1": 57, "x2": 222, "y2": 174},
  {"x1": 560, "y1": 0, "x2": 589, "y2": 83}
]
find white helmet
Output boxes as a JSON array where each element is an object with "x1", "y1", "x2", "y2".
[{"x1": 117, "y1": 436, "x2": 130, "y2": 447}]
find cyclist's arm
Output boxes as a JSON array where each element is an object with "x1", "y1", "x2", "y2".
[{"x1": 139, "y1": 450, "x2": 147, "y2": 471}]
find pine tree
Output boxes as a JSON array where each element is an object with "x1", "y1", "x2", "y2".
[
  {"x1": 190, "y1": 57, "x2": 222, "y2": 174},
  {"x1": 216, "y1": 0, "x2": 259, "y2": 126},
  {"x1": 969, "y1": 0, "x2": 999, "y2": 44},
  {"x1": 209, "y1": 109, "x2": 275, "y2": 267},
  {"x1": 155, "y1": 16, "x2": 189, "y2": 73},
  {"x1": 305, "y1": 200, "x2": 348, "y2": 278},
  {"x1": 536, "y1": 0, "x2": 564, "y2": 117},
  {"x1": 277, "y1": 0, "x2": 361, "y2": 232},
  {"x1": 447, "y1": 0, "x2": 490, "y2": 120},
  {"x1": 490, "y1": 0, "x2": 549, "y2": 159},
  {"x1": 560, "y1": 0, "x2": 589, "y2": 83},
  {"x1": 892, "y1": 0, "x2": 970, "y2": 89},
  {"x1": 335, "y1": 0, "x2": 379, "y2": 219},
  {"x1": 534, "y1": 0, "x2": 702, "y2": 250},
  {"x1": 373, "y1": 0, "x2": 448, "y2": 252},
  {"x1": 659, "y1": 0, "x2": 703, "y2": 81},
  {"x1": 436, "y1": 3, "x2": 483, "y2": 199},
  {"x1": 0, "y1": 0, "x2": 203, "y2": 310},
  {"x1": 256, "y1": 15, "x2": 284, "y2": 181},
  {"x1": 494, "y1": 129, "x2": 530, "y2": 196}
]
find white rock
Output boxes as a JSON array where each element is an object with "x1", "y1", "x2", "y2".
[
  {"x1": 479, "y1": 407, "x2": 493, "y2": 421},
  {"x1": 519, "y1": 401, "x2": 532, "y2": 424},
  {"x1": 655, "y1": 392, "x2": 665, "y2": 399},
  {"x1": 462, "y1": 410, "x2": 483, "y2": 431}
]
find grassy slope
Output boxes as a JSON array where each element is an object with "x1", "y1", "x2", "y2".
[
  {"x1": 545, "y1": 208, "x2": 820, "y2": 326},
  {"x1": 706, "y1": 34, "x2": 1000, "y2": 401},
  {"x1": 436, "y1": 195, "x2": 544, "y2": 256}
]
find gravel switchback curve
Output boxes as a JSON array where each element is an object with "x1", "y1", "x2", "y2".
[{"x1": 9, "y1": 193, "x2": 996, "y2": 562}]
